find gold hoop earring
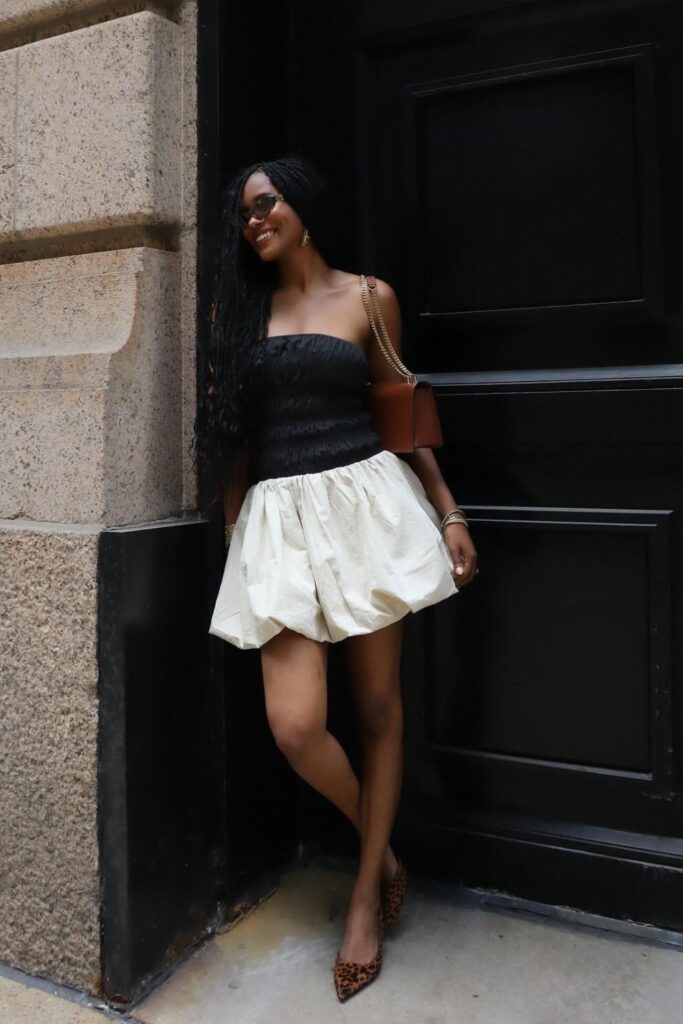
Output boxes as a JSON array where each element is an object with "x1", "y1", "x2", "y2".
[{"x1": 300, "y1": 227, "x2": 311, "y2": 248}]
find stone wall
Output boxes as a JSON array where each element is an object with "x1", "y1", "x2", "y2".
[{"x1": 0, "y1": 0, "x2": 197, "y2": 991}]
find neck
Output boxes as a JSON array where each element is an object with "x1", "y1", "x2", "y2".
[{"x1": 276, "y1": 244, "x2": 332, "y2": 291}]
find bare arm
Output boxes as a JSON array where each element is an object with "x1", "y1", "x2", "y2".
[{"x1": 368, "y1": 279, "x2": 478, "y2": 585}]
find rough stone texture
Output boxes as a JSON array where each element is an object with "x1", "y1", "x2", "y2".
[
  {"x1": 0, "y1": 0, "x2": 198, "y2": 1000},
  {"x1": 0, "y1": 388, "x2": 107, "y2": 522},
  {"x1": 0, "y1": 523, "x2": 101, "y2": 992},
  {"x1": 0, "y1": 52, "x2": 16, "y2": 236},
  {"x1": 0, "y1": 247, "x2": 183, "y2": 525},
  {"x1": 105, "y1": 248, "x2": 183, "y2": 525},
  {"x1": 0, "y1": 0, "x2": 110, "y2": 28},
  {"x1": 0, "y1": 12, "x2": 181, "y2": 243},
  {"x1": 0, "y1": 2, "x2": 177, "y2": 32}
]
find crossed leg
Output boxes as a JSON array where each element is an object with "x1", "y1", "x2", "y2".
[
  {"x1": 342, "y1": 619, "x2": 404, "y2": 962},
  {"x1": 261, "y1": 627, "x2": 357, "y2": 820},
  {"x1": 260, "y1": 620, "x2": 404, "y2": 963}
]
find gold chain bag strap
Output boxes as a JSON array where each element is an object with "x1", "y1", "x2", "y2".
[{"x1": 360, "y1": 274, "x2": 443, "y2": 453}]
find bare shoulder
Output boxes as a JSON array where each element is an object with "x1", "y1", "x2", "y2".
[
  {"x1": 330, "y1": 269, "x2": 362, "y2": 292},
  {"x1": 333, "y1": 270, "x2": 400, "y2": 305},
  {"x1": 360, "y1": 275, "x2": 405, "y2": 380},
  {"x1": 363, "y1": 277, "x2": 402, "y2": 332},
  {"x1": 371, "y1": 276, "x2": 400, "y2": 308},
  {"x1": 326, "y1": 269, "x2": 402, "y2": 355}
]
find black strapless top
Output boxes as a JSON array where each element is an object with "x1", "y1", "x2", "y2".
[{"x1": 250, "y1": 333, "x2": 384, "y2": 482}]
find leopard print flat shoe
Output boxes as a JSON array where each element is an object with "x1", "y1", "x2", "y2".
[
  {"x1": 381, "y1": 859, "x2": 408, "y2": 929},
  {"x1": 333, "y1": 911, "x2": 385, "y2": 1002}
]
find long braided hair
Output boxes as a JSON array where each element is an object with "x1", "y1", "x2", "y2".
[{"x1": 193, "y1": 155, "x2": 340, "y2": 498}]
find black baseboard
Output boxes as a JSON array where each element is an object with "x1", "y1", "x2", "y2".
[
  {"x1": 98, "y1": 518, "x2": 227, "y2": 1007},
  {"x1": 395, "y1": 812, "x2": 683, "y2": 934}
]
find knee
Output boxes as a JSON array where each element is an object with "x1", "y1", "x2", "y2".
[
  {"x1": 269, "y1": 712, "x2": 321, "y2": 763},
  {"x1": 358, "y1": 693, "x2": 403, "y2": 738}
]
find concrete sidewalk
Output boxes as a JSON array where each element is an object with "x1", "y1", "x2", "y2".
[
  {"x1": 3, "y1": 864, "x2": 682, "y2": 1024},
  {"x1": 0, "y1": 971, "x2": 121, "y2": 1024},
  {"x1": 132, "y1": 863, "x2": 683, "y2": 1024}
]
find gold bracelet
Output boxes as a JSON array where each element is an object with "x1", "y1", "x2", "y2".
[
  {"x1": 225, "y1": 523, "x2": 235, "y2": 546},
  {"x1": 440, "y1": 508, "x2": 469, "y2": 533}
]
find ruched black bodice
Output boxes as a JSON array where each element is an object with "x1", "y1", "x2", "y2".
[{"x1": 250, "y1": 334, "x2": 384, "y2": 481}]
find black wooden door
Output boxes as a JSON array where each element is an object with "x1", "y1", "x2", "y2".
[{"x1": 287, "y1": 0, "x2": 683, "y2": 930}]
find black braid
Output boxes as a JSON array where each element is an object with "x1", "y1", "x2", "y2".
[{"x1": 191, "y1": 154, "x2": 339, "y2": 498}]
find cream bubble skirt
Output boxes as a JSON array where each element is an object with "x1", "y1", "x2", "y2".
[{"x1": 209, "y1": 448, "x2": 458, "y2": 650}]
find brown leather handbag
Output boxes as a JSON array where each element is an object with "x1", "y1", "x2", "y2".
[{"x1": 360, "y1": 274, "x2": 443, "y2": 453}]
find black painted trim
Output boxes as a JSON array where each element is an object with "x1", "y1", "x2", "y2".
[
  {"x1": 419, "y1": 363, "x2": 683, "y2": 393},
  {"x1": 98, "y1": 519, "x2": 227, "y2": 1007},
  {"x1": 397, "y1": 812, "x2": 683, "y2": 932}
]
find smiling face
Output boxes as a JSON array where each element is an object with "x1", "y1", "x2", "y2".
[{"x1": 240, "y1": 170, "x2": 305, "y2": 262}]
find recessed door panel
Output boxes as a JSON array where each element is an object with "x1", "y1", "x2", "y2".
[{"x1": 285, "y1": 0, "x2": 683, "y2": 926}]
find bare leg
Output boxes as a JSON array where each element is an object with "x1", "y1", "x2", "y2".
[
  {"x1": 339, "y1": 619, "x2": 404, "y2": 963},
  {"x1": 260, "y1": 627, "x2": 352, "y2": 812},
  {"x1": 260, "y1": 627, "x2": 398, "y2": 879}
]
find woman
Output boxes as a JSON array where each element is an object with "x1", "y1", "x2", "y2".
[{"x1": 196, "y1": 155, "x2": 477, "y2": 1001}]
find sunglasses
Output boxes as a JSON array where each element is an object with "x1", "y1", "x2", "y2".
[{"x1": 238, "y1": 192, "x2": 285, "y2": 230}]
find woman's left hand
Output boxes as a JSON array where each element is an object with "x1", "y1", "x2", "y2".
[{"x1": 443, "y1": 523, "x2": 478, "y2": 586}]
